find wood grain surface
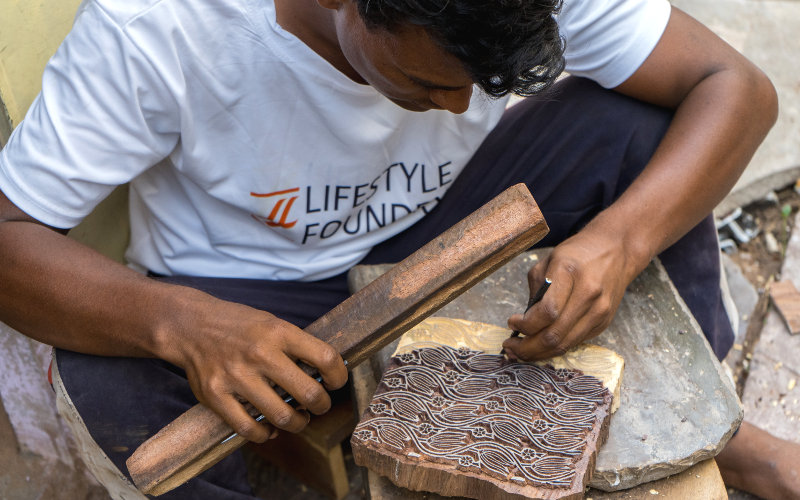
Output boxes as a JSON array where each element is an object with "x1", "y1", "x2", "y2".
[{"x1": 126, "y1": 184, "x2": 550, "y2": 495}]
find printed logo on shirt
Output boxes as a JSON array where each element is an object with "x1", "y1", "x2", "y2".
[
  {"x1": 249, "y1": 188, "x2": 300, "y2": 228},
  {"x1": 250, "y1": 160, "x2": 454, "y2": 244}
]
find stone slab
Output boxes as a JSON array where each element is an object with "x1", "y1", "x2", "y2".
[
  {"x1": 0, "y1": 322, "x2": 73, "y2": 463},
  {"x1": 721, "y1": 253, "x2": 759, "y2": 381},
  {"x1": 671, "y1": 0, "x2": 800, "y2": 214},
  {"x1": 0, "y1": 323, "x2": 106, "y2": 499},
  {"x1": 721, "y1": 253, "x2": 759, "y2": 346},
  {"x1": 349, "y1": 250, "x2": 742, "y2": 492},
  {"x1": 740, "y1": 212, "x2": 800, "y2": 443}
]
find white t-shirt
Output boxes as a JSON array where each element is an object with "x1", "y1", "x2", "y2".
[{"x1": 0, "y1": 0, "x2": 670, "y2": 280}]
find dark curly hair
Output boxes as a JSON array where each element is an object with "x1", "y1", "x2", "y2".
[{"x1": 354, "y1": 0, "x2": 565, "y2": 98}]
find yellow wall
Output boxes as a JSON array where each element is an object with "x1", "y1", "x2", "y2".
[
  {"x1": 0, "y1": 0, "x2": 83, "y2": 133},
  {"x1": 0, "y1": 0, "x2": 129, "y2": 262}
]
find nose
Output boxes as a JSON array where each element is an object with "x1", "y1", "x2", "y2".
[{"x1": 428, "y1": 86, "x2": 474, "y2": 114}]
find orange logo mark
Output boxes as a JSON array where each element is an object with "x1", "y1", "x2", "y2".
[{"x1": 250, "y1": 188, "x2": 300, "y2": 228}]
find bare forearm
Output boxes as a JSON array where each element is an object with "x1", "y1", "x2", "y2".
[
  {"x1": 0, "y1": 219, "x2": 193, "y2": 360},
  {"x1": 599, "y1": 7, "x2": 778, "y2": 269}
]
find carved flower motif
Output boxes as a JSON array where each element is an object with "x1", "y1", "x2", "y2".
[
  {"x1": 431, "y1": 396, "x2": 446, "y2": 407},
  {"x1": 399, "y1": 353, "x2": 417, "y2": 363},
  {"x1": 418, "y1": 423, "x2": 434, "y2": 435},
  {"x1": 497, "y1": 374, "x2": 512, "y2": 384},
  {"x1": 471, "y1": 427, "x2": 487, "y2": 438},
  {"x1": 544, "y1": 393, "x2": 559, "y2": 405},
  {"x1": 458, "y1": 455, "x2": 475, "y2": 467},
  {"x1": 444, "y1": 370, "x2": 461, "y2": 382},
  {"x1": 370, "y1": 403, "x2": 388, "y2": 414},
  {"x1": 457, "y1": 346, "x2": 472, "y2": 358},
  {"x1": 555, "y1": 368, "x2": 573, "y2": 379},
  {"x1": 532, "y1": 419, "x2": 548, "y2": 431},
  {"x1": 485, "y1": 401, "x2": 501, "y2": 411},
  {"x1": 385, "y1": 377, "x2": 403, "y2": 388},
  {"x1": 353, "y1": 430, "x2": 373, "y2": 441},
  {"x1": 521, "y1": 448, "x2": 536, "y2": 460}
]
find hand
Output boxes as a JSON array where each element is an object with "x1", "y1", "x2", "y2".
[
  {"x1": 503, "y1": 226, "x2": 648, "y2": 361},
  {"x1": 162, "y1": 290, "x2": 348, "y2": 443}
]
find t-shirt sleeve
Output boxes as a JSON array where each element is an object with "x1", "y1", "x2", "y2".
[
  {"x1": 557, "y1": 0, "x2": 672, "y2": 89},
  {"x1": 0, "y1": 2, "x2": 179, "y2": 229}
]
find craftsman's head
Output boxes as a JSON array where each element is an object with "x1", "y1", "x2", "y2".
[{"x1": 321, "y1": 0, "x2": 565, "y2": 113}]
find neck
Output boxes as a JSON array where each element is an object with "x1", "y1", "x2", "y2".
[{"x1": 274, "y1": 0, "x2": 365, "y2": 83}]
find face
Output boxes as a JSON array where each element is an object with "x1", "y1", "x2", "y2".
[{"x1": 331, "y1": 1, "x2": 475, "y2": 114}]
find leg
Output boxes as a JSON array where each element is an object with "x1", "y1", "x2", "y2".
[
  {"x1": 56, "y1": 350, "x2": 255, "y2": 500},
  {"x1": 366, "y1": 76, "x2": 733, "y2": 357},
  {"x1": 56, "y1": 273, "x2": 351, "y2": 499},
  {"x1": 716, "y1": 422, "x2": 800, "y2": 500}
]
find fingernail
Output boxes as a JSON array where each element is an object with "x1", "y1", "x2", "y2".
[{"x1": 269, "y1": 429, "x2": 279, "y2": 440}]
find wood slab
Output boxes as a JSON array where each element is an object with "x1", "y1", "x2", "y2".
[
  {"x1": 351, "y1": 320, "x2": 622, "y2": 500},
  {"x1": 586, "y1": 458, "x2": 727, "y2": 500},
  {"x1": 351, "y1": 456, "x2": 727, "y2": 500},
  {"x1": 126, "y1": 184, "x2": 550, "y2": 495},
  {"x1": 769, "y1": 279, "x2": 800, "y2": 335},
  {"x1": 349, "y1": 250, "x2": 742, "y2": 492}
]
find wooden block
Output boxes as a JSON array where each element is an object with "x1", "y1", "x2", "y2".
[
  {"x1": 586, "y1": 459, "x2": 727, "y2": 500},
  {"x1": 770, "y1": 279, "x2": 800, "y2": 335},
  {"x1": 356, "y1": 457, "x2": 727, "y2": 500},
  {"x1": 351, "y1": 318, "x2": 623, "y2": 500}
]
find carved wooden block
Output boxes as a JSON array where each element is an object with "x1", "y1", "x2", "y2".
[{"x1": 351, "y1": 319, "x2": 621, "y2": 500}]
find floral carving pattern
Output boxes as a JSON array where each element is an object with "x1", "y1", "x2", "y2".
[{"x1": 352, "y1": 345, "x2": 611, "y2": 488}]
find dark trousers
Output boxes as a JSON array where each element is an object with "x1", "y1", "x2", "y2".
[{"x1": 57, "y1": 77, "x2": 733, "y2": 498}]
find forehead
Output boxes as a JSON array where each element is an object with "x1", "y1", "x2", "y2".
[{"x1": 373, "y1": 23, "x2": 473, "y2": 86}]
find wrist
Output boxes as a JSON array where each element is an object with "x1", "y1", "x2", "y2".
[
  {"x1": 583, "y1": 208, "x2": 658, "y2": 281},
  {"x1": 146, "y1": 283, "x2": 217, "y2": 368}
]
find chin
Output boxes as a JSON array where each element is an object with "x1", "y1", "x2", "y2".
[{"x1": 390, "y1": 98, "x2": 436, "y2": 113}]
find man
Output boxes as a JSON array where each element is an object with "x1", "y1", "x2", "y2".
[{"x1": 0, "y1": 0, "x2": 796, "y2": 498}]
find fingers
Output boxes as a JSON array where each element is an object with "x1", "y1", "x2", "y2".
[
  {"x1": 504, "y1": 252, "x2": 617, "y2": 361},
  {"x1": 283, "y1": 331, "x2": 349, "y2": 392},
  {"x1": 237, "y1": 376, "x2": 312, "y2": 434},
  {"x1": 184, "y1": 308, "x2": 349, "y2": 443},
  {"x1": 503, "y1": 298, "x2": 610, "y2": 361},
  {"x1": 235, "y1": 327, "x2": 348, "y2": 435},
  {"x1": 267, "y1": 355, "x2": 335, "y2": 415},
  {"x1": 206, "y1": 392, "x2": 277, "y2": 443}
]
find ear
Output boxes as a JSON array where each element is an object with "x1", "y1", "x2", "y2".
[{"x1": 317, "y1": 0, "x2": 344, "y2": 10}]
